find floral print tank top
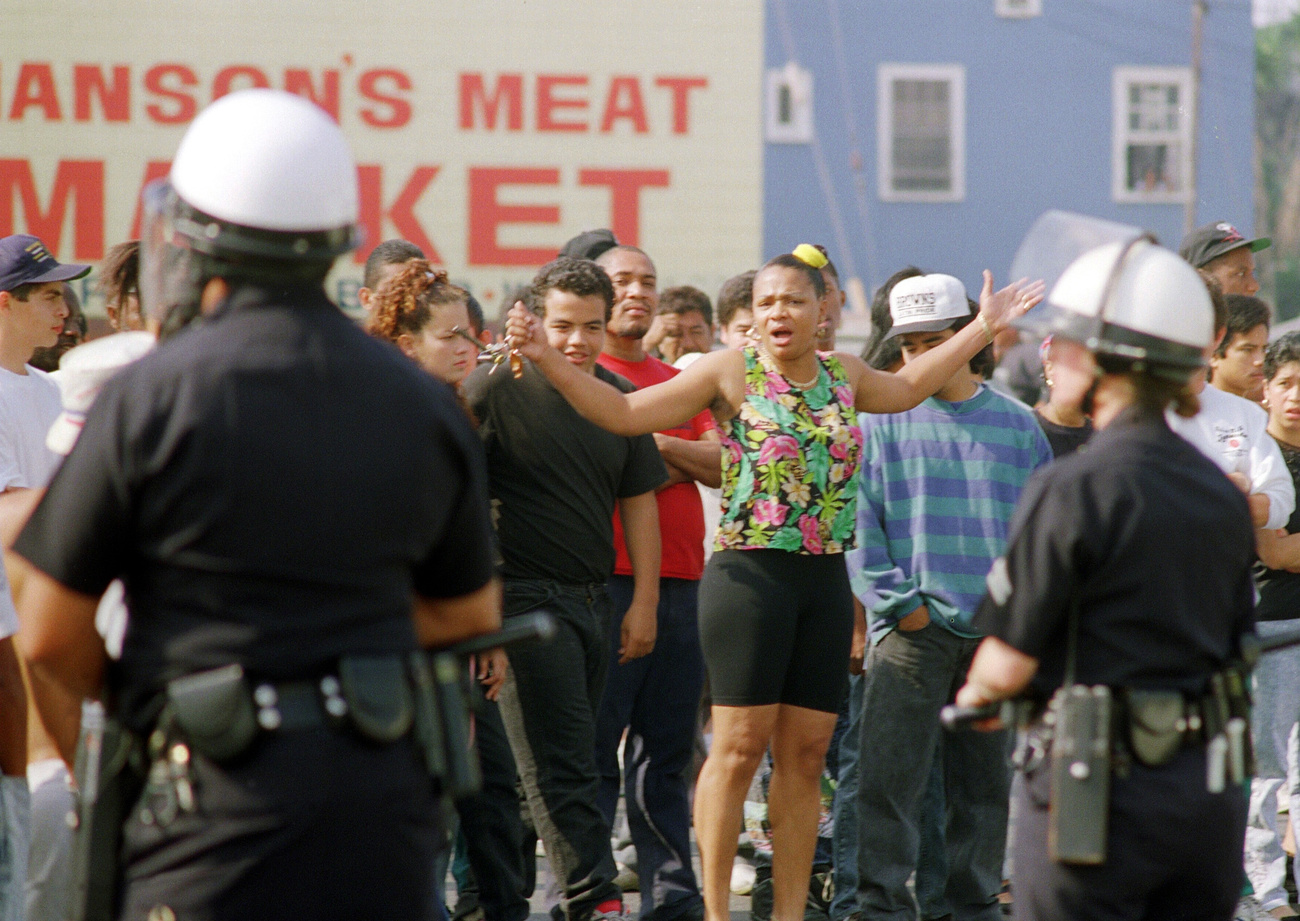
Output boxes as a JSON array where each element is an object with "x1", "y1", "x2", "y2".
[{"x1": 715, "y1": 347, "x2": 863, "y2": 554}]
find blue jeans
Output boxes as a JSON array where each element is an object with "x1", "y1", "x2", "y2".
[
  {"x1": 1246, "y1": 619, "x2": 1300, "y2": 913},
  {"x1": 454, "y1": 679, "x2": 531, "y2": 921},
  {"x1": 595, "y1": 576, "x2": 705, "y2": 921},
  {"x1": 855, "y1": 623, "x2": 1009, "y2": 921},
  {"x1": 831, "y1": 674, "x2": 863, "y2": 921},
  {"x1": 497, "y1": 579, "x2": 622, "y2": 921}
]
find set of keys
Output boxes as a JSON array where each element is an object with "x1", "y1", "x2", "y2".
[
  {"x1": 447, "y1": 327, "x2": 523, "y2": 378},
  {"x1": 139, "y1": 729, "x2": 196, "y2": 826},
  {"x1": 477, "y1": 341, "x2": 524, "y2": 378}
]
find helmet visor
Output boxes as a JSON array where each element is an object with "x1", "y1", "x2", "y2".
[{"x1": 138, "y1": 178, "x2": 175, "y2": 329}]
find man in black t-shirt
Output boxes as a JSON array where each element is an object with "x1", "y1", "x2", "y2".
[{"x1": 464, "y1": 257, "x2": 666, "y2": 921}]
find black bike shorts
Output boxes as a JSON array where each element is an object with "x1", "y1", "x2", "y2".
[{"x1": 698, "y1": 548, "x2": 852, "y2": 713}]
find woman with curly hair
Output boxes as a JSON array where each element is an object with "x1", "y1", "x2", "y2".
[{"x1": 368, "y1": 259, "x2": 478, "y2": 387}]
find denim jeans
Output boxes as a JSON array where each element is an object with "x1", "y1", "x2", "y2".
[
  {"x1": 497, "y1": 579, "x2": 622, "y2": 921},
  {"x1": 1245, "y1": 619, "x2": 1300, "y2": 913},
  {"x1": 0, "y1": 776, "x2": 28, "y2": 921},
  {"x1": 914, "y1": 757, "x2": 950, "y2": 921},
  {"x1": 855, "y1": 623, "x2": 1009, "y2": 921},
  {"x1": 595, "y1": 576, "x2": 705, "y2": 921},
  {"x1": 831, "y1": 674, "x2": 863, "y2": 921},
  {"x1": 455, "y1": 678, "x2": 531, "y2": 921}
]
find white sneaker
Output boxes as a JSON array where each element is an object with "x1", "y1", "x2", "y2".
[
  {"x1": 730, "y1": 856, "x2": 756, "y2": 896},
  {"x1": 614, "y1": 863, "x2": 639, "y2": 892},
  {"x1": 1237, "y1": 896, "x2": 1268, "y2": 921}
]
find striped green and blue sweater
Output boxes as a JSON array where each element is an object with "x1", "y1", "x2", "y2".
[{"x1": 847, "y1": 385, "x2": 1052, "y2": 644}]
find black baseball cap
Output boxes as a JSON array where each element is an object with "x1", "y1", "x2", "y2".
[
  {"x1": 0, "y1": 235, "x2": 90, "y2": 293},
  {"x1": 558, "y1": 229, "x2": 618, "y2": 262},
  {"x1": 1178, "y1": 221, "x2": 1271, "y2": 269}
]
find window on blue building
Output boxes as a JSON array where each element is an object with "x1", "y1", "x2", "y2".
[
  {"x1": 766, "y1": 63, "x2": 813, "y2": 144},
  {"x1": 1112, "y1": 66, "x2": 1194, "y2": 204},
  {"x1": 877, "y1": 63, "x2": 966, "y2": 203}
]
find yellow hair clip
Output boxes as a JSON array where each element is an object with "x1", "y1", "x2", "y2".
[{"x1": 792, "y1": 243, "x2": 828, "y2": 269}]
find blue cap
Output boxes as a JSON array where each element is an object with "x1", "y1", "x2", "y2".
[{"x1": 0, "y1": 235, "x2": 90, "y2": 293}]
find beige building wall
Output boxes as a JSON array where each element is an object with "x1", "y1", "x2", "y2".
[{"x1": 0, "y1": 1, "x2": 764, "y2": 317}]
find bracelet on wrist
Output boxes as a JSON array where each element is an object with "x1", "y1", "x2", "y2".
[{"x1": 977, "y1": 313, "x2": 994, "y2": 346}]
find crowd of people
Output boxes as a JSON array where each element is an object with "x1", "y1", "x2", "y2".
[{"x1": 0, "y1": 86, "x2": 1287, "y2": 921}]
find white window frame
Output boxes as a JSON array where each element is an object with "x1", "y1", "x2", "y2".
[
  {"x1": 877, "y1": 63, "x2": 966, "y2": 203},
  {"x1": 765, "y1": 63, "x2": 813, "y2": 144},
  {"x1": 1111, "y1": 66, "x2": 1195, "y2": 205},
  {"x1": 995, "y1": 0, "x2": 1042, "y2": 18}
]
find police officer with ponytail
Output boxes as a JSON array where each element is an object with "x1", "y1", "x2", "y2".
[
  {"x1": 954, "y1": 237, "x2": 1256, "y2": 920},
  {"x1": 12, "y1": 89, "x2": 500, "y2": 920}
]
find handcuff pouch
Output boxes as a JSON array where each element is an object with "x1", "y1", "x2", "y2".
[
  {"x1": 1123, "y1": 689, "x2": 1185, "y2": 767},
  {"x1": 165, "y1": 664, "x2": 257, "y2": 762},
  {"x1": 339, "y1": 655, "x2": 413, "y2": 743}
]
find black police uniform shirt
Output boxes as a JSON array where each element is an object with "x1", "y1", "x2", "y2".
[
  {"x1": 462, "y1": 359, "x2": 666, "y2": 586},
  {"x1": 1255, "y1": 440, "x2": 1300, "y2": 622},
  {"x1": 15, "y1": 284, "x2": 496, "y2": 732},
  {"x1": 973, "y1": 407, "x2": 1256, "y2": 698}
]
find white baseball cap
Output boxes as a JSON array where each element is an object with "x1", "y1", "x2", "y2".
[
  {"x1": 886, "y1": 274, "x2": 971, "y2": 339},
  {"x1": 47, "y1": 332, "x2": 155, "y2": 455}
]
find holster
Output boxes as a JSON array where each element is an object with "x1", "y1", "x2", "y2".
[
  {"x1": 70, "y1": 703, "x2": 143, "y2": 921},
  {"x1": 1123, "y1": 689, "x2": 1186, "y2": 768},
  {"x1": 429, "y1": 651, "x2": 481, "y2": 800},
  {"x1": 1048, "y1": 684, "x2": 1111, "y2": 865}
]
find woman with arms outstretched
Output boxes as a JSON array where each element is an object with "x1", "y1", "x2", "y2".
[{"x1": 507, "y1": 245, "x2": 1041, "y2": 921}]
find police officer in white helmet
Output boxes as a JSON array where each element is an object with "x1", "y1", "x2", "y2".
[
  {"x1": 12, "y1": 89, "x2": 501, "y2": 920},
  {"x1": 953, "y1": 236, "x2": 1257, "y2": 920}
]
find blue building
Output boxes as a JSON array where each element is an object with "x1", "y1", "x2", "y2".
[{"x1": 762, "y1": 0, "x2": 1256, "y2": 312}]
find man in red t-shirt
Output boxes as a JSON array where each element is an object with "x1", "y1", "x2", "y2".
[{"x1": 594, "y1": 245, "x2": 719, "y2": 921}]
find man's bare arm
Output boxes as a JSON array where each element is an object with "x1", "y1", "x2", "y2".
[
  {"x1": 413, "y1": 579, "x2": 502, "y2": 649},
  {"x1": 653, "y1": 430, "x2": 722, "y2": 489},
  {"x1": 14, "y1": 566, "x2": 103, "y2": 768}
]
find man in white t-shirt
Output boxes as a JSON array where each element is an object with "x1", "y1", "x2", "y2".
[
  {"x1": 1169, "y1": 263, "x2": 1295, "y2": 533},
  {"x1": 0, "y1": 233, "x2": 88, "y2": 921}
]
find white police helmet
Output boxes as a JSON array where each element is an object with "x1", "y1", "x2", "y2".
[
  {"x1": 1015, "y1": 236, "x2": 1214, "y2": 379},
  {"x1": 140, "y1": 89, "x2": 360, "y2": 335}
]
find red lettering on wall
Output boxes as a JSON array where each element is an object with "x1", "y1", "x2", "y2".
[
  {"x1": 536, "y1": 76, "x2": 588, "y2": 133},
  {"x1": 74, "y1": 65, "x2": 130, "y2": 122},
  {"x1": 130, "y1": 161, "x2": 172, "y2": 239},
  {"x1": 9, "y1": 64, "x2": 61, "y2": 121},
  {"x1": 0, "y1": 160, "x2": 104, "y2": 259},
  {"x1": 144, "y1": 64, "x2": 199, "y2": 124},
  {"x1": 600, "y1": 77, "x2": 649, "y2": 134},
  {"x1": 212, "y1": 66, "x2": 271, "y2": 100},
  {"x1": 578, "y1": 169, "x2": 669, "y2": 246},
  {"x1": 283, "y1": 68, "x2": 341, "y2": 121},
  {"x1": 354, "y1": 165, "x2": 441, "y2": 264},
  {"x1": 468, "y1": 168, "x2": 560, "y2": 266},
  {"x1": 358, "y1": 70, "x2": 412, "y2": 128},
  {"x1": 458, "y1": 73, "x2": 524, "y2": 131},
  {"x1": 654, "y1": 76, "x2": 708, "y2": 134}
]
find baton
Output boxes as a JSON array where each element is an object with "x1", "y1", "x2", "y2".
[
  {"x1": 940, "y1": 701, "x2": 1013, "y2": 731},
  {"x1": 444, "y1": 611, "x2": 557, "y2": 658}
]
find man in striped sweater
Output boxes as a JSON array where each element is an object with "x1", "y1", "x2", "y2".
[{"x1": 846, "y1": 274, "x2": 1051, "y2": 921}]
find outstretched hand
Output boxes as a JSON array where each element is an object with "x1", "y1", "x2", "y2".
[
  {"x1": 978, "y1": 271, "x2": 1045, "y2": 335},
  {"x1": 504, "y1": 301, "x2": 548, "y2": 362}
]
